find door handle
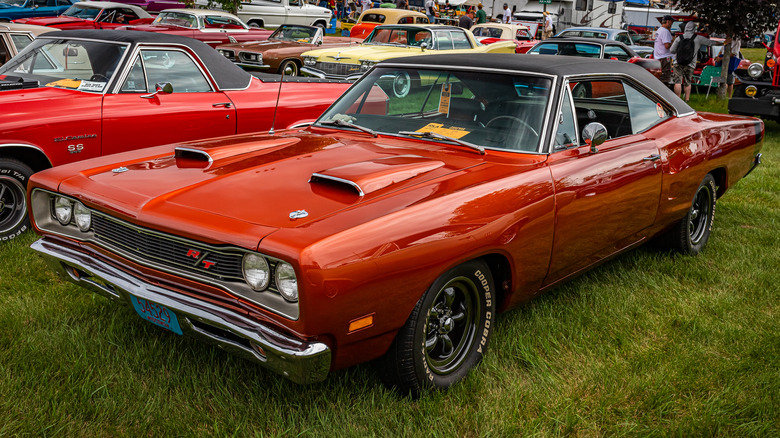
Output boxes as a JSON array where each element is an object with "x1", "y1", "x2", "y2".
[
  {"x1": 642, "y1": 154, "x2": 661, "y2": 161},
  {"x1": 212, "y1": 102, "x2": 232, "y2": 108}
]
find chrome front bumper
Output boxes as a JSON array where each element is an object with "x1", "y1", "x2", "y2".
[
  {"x1": 31, "y1": 238, "x2": 331, "y2": 384},
  {"x1": 301, "y1": 66, "x2": 363, "y2": 81}
]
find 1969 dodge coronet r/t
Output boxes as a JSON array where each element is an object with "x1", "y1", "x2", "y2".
[
  {"x1": 0, "y1": 30, "x2": 349, "y2": 241},
  {"x1": 28, "y1": 54, "x2": 763, "y2": 396}
]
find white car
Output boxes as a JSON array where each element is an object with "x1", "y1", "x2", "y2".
[{"x1": 199, "y1": 0, "x2": 332, "y2": 30}]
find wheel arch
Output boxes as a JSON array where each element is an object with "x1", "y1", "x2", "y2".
[
  {"x1": 246, "y1": 18, "x2": 265, "y2": 28},
  {"x1": 312, "y1": 19, "x2": 328, "y2": 29},
  {"x1": 0, "y1": 144, "x2": 53, "y2": 173},
  {"x1": 477, "y1": 252, "x2": 513, "y2": 311},
  {"x1": 708, "y1": 166, "x2": 728, "y2": 198}
]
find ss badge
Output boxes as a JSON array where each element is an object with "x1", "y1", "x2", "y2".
[{"x1": 68, "y1": 143, "x2": 84, "y2": 154}]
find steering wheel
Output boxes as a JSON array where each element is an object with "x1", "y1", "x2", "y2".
[
  {"x1": 485, "y1": 115, "x2": 539, "y2": 138},
  {"x1": 89, "y1": 74, "x2": 108, "y2": 82}
]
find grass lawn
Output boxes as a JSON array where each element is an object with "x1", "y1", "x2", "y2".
[{"x1": 0, "y1": 87, "x2": 778, "y2": 436}]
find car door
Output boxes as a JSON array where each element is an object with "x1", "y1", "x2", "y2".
[
  {"x1": 543, "y1": 78, "x2": 668, "y2": 286},
  {"x1": 101, "y1": 48, "x2": 236, "y2": 156}
]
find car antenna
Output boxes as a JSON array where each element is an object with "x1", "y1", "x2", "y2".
[{"x1": 268, "y1": 67, "x2": 285, "y2": 136}]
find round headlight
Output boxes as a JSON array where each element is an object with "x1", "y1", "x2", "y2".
[
  {"x1": 748, "y1": 62, "x2": 764, "y2": 79},
  {"x1": 745, "y1": 85, "x2": 758, "y2": 97},
  {"x1": 243, "y1": 253, "x2": 270, "y2": 291},
  {"x1": 275, "y1": 262, "x2": 298, "y2": 302},
  {"x1": 54, "y1": 196, "x2": 73, "y2": 225},
  {"x1": 73, "y1": 201, "x2": 91, "y2": 232},
  {"x1": 303, "y1": 56, "x2": 316, "y2": 66}
]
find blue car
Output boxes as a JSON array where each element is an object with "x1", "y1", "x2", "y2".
[{"x1": 0, "y1": 0, "x2": 79, "y2": 21}]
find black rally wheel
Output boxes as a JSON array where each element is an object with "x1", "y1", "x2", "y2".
[
  {"x1": 669, "y1": 174, "x2": 717, "y2": 255},
  {"x1": 0, "y1": 158, "x2": 33, "y2": 241},
  {"x1": 378, "y1": 259, "x2": 496, "y2": 396}
]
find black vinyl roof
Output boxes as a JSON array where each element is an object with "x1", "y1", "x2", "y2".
[
  {"x1": 39, "y1": 30, "x2": 253, "y2": 90},
  {"x1": 382, "y1": 53, "x2": 694, "y2": 115}
]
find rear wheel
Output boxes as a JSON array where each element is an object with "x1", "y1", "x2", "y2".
[
  {"x1": 0, "y1": 158, "x2": 33, "y2": 241},
  {"x1": 377, "y1": 260, "x2": 495, "y2": 397},
  {"x1": 665, "y1": 174, "x2": 717, "y2": 255}
]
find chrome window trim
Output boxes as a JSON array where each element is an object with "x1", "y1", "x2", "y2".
[
  {"x1": 547, "y1": 85, "x2": 578, "y2": 155},
  {"x1": 111, "y1": 43, "x2": 218, "y2": 94}
]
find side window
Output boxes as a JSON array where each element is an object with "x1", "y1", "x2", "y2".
[
  {"x1": 570, "y1": 80, "x2": 631, "y2": 141},
  {"x1": 416, "y1": 17, "x2": 429, "y2": 24},
  {"x1": 434, "y1": 30, "x2": 453, "y2": 50},
  {"x1": 140, "y1": 49, "x2": 213, "y2": 93},
  {"x1": 554, "y1": 88, "x2": 578, "y2": 150},
  {"x1": 452, "y1": 31, "x2": 471, "y2": 49},
  {"x1": 33, "y1": 0, "x2": 47, "y2": 7},
  {"x1": 624, "y1": 81, "x2": 669, "y2": 133},
  {"x1": 604, "y1": 45, "x2": 630, "y2": 61},
  {"x1": 615, "y1": 32, "x2": 631, "y2": 45},
  {"x1": 0, "y1": 38, "x2": 9, "y2": 65},
  {"x1": 120, "y1": 56, "x2": 147, "y2": 93}
]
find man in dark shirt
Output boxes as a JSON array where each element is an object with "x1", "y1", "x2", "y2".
[{"x1": 458, "y1": 10, "x2": 474, "y2": 28}]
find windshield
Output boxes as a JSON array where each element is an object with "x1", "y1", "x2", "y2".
[
  {"x1": 528, "y1": 42, "x2": 601, "y2": 58},
  {"x1": 4, "y1": 0, "x2": 26, "y2": 6},
  {"x1": 471, "y1": 27, "x2": 504, "y2": 38},
  {"x1": 270, "y1": 25, "x2": 318, "y2": 42},
  {"x1": 316, "y1": 67, "x2": 552, "y2": 153},
  {"x1": 62, "y1": 4, "x2": 101, "y2": 19},
  {"x1": 153, "y1": 11, "x2": 198, "y2": 28},
  {"x1": 365, "y1": 27, "x2": 431, "y2": 47},
  {"x1": 0, "y1": 38, "x2": 127, "y2": 93}
]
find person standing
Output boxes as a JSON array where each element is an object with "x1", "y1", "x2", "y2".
[
  {"x1": 670, "y1": 21, "x2": 715, "y2": 102},
  {"x1": 502, "y1": 3, "x2": 511, "y2": 23},
  {"x1": 716, "y1": 36, "x2": 742, "y2": 97},
  {"x1": 425, "y1": 0, "x2": 436, "y2": 23},
  {"x1": 654, "y1": 14, "x2": 674, "y2": 87},
  {"x1": 362, "y1": 0, "x2": 373, "y2": 14},
  {"x1": 542, "y1": 11, "x2": 553, "y2": 40},
  {"x1": 458, "y1": 9, "x2": 474, "y2": 29},
  {"x1": 475, "y1": 3, "x2": 486, "y2": 24}
]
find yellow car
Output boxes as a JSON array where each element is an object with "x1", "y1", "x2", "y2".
[{"x1": 301, "y1": 24, "x2": 516, "y2": 92}]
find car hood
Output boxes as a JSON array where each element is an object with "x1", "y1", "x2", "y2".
[
  {"x1": 49, "y1": 130, "x2": 540, "y2": 246},
  {"x1": 15, "y1": 16, "x2": 90, "y2": 26}
]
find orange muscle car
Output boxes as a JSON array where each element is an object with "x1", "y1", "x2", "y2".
[{"x1": 28, "y1": 54, "x2": 763, "y2": 397}]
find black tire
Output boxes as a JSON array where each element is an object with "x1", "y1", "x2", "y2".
[
  {"x1": 378, "y1": 259, "x2": 496, "y2": 397},
  {"x1": 391, "y1": 71, "x2": 420, "y2": 98},
  {"x1": 666, "y1": 174, "x2": 717, "y2": 255},
  {"x1": 247, "y1": 20, "x2": 263, "y2": 29},
  {"x1": 0, "y1": 158, "x2": 33, "y2": 241},
  {"x1": 278, "y1": 59, "x2": 300, "y2": 76},
  {"x1": 314, "y1": 21, "x2": 326, "y2": 31}
]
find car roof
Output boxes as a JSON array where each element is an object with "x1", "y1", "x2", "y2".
[
  {"x1": 381, "y1": 53, "x2": 693, "y2": 115},
  {"x1": 0, "y1": 22, "x2": 60, "y2": 35},
  {"x1": 38, "y1": 30, "x2": 252, "y2": 90},
  {"x1": 472, "y1": 23, "x2": 529, "y2": 31},
  {"x1": 359, "y1": 8, "x2": 427, "y2": 19},
  {"x1": 559, "y1": 27, "x2": 623, "y2": 35},
  {"x1": 158, "y1": 8, "x2": 242, "y2": 19},
  {"x1": 373, "y1": 23, "x2": 462, "y2": 31},
  {"x1": 71, "y1": 1, "x2": 149, "y2": 16},
  {"x1": 544, "y1": 37, "x2": 633, "y2": 49}
]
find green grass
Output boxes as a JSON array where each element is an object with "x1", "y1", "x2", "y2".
[{"x1": 1, "y1": 107, "x2": 778, "y2": 436}]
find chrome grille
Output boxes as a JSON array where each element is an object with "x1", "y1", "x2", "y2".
[
  {"x1": 92, "y1": 214, "x2": 247, "y2": 281},
  {"x1": 313, "y1": 61, "x2": 361, "y2": 77}
]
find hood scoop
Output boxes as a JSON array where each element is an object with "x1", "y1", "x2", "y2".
[
  {"x1": 0, "y1": 76, "x2": 40, "y2": 91},
  {"x1": 175, "y1": 137, "x2": 300, "y2": 168},
  {"x1": 310, "y1": 155, "x2": 445, "y2": 196}
]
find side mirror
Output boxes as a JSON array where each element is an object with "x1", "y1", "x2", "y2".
[
  {"x1": 63, "y1": 47, "x2": 78, "y2": 56},
  {"x1": 582, "y1": 122, "x2": 607, "y2": 153},
  {"x1": 420, "y1": 41, "x2": 428, "y2": 51},
  {"x1": 141, "y1": 82, "x2": 174, "y2": 99}
]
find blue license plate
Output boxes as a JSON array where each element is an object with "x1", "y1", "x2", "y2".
[{"x1": 130, "y1": 295, "x2": 183, "y2": 335}]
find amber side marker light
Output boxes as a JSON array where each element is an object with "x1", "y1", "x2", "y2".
[
  {"x1": 348, "y1": 314, "x2": 374, "y2": 333},
  {"x1": 767, "y1": 59, "x2": 776, "y2": 68}
]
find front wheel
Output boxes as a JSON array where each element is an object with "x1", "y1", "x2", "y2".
[
  {"x1": 665, "y1": 174, "x2": 717, "y2": 255},
  {"x1": 377, "y1": 260, "x2": 496, "y2": 397},
  {"x1": 0, "y1": 158, "x2": 33, "y2": 241},
  {"x1": 278, "y1": 59, "x2": 300, "y2": 76}
]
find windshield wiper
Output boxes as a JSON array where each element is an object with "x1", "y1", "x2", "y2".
[
  {"x1": 398, "y1": 130, "x2": 485, "y2": 155},
  {"x1": 319, "y1": 118, "x2": 377, "y2": 137}
]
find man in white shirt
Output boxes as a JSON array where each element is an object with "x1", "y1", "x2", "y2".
[
  {"x1": 424, "y1": 0, "x2": 435, "y2": 22},
  {"x1": 542, "y1": 11, "x2": 553, "y2": 39},
  {"x1": 362, "y1": 0, "x2": 372, "y2": 14},
  {"x1": 653, "y1": 14, "x2": 674, "y2": 86},
  {"x1": 502, "y1": 3, "x2": 511, "y2": 23}
]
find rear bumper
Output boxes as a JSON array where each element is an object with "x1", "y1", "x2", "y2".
[{"x1": 31, "y1": 237, "x2": 331, "y2": 384}]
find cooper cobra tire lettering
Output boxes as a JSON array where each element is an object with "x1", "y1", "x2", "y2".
[
  {"x1": 378, "y1": 260, "x2": 496, "y2": 397},
  {"x1": 0, "y1": 158, "x2": 34, "y2": 241}
]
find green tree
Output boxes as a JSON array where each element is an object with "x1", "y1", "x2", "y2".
[{"x1": 674, "y1": 0, "x2": 778, "y2": 99}]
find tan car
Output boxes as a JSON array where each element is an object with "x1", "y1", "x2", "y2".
[
  {"x1": 349, "y1": 8, "x2": 429, "y2": 39},
  {"x1": 0, "y1": 22, "x2": 57, "y2": 66},
  {"x1": 217, "y1": 24, "x2": 361, "y2": 76}
]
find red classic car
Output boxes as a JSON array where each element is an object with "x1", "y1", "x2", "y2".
[
  {"x1": 0, "y1": 30, "x2": 349, "y2": 240},
  {"x1": 470, "y1": 23, "x2": 536, "y2": 53},
  {"x1": 120, "y1": 9, "x2": 273, "y2": 49},
  {"x1": 14, "y1": 1, "x2": 154, "y2": 29},
  {"x1": 27, "y1": 54, "x2": 762, "y2": 396}
]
